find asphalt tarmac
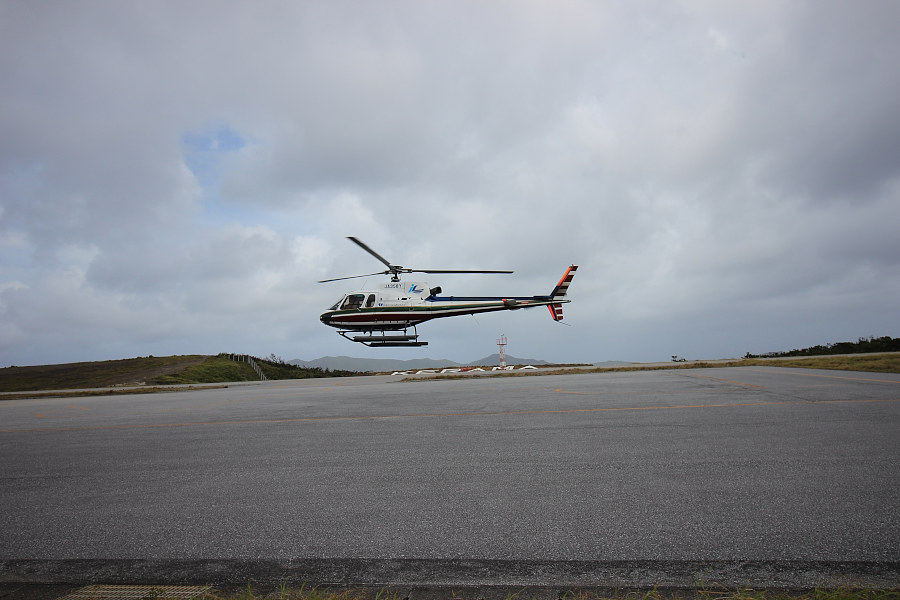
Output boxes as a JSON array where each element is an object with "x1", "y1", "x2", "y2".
[{"x1": 1, "y1": 367, "x2": 898, "y2": 590}]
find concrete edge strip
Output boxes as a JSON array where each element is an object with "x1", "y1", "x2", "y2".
[
  {"x1": 57, "y1": 585, "x2": 212, "y2": 600},
  {"x1": 1, "y1": 560, "x2": 898, "y2": 589}
]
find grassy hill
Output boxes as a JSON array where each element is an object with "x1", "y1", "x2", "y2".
[
  {"x1": 154, "y1": 355, "x2": 356, "y2": 384},
  {"x1": 0, "y1": 354, "x2": 355, "y2": 393},
  {"x1": 4, "y1": 350, "x2": 897, "y2": 395}
]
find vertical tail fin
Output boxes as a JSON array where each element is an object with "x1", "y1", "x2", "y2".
[
  {"x1": 547, "y1": 264, "x2": 578, "y2": 322},
  {"x1": 548, "y1": 303, "x2": 566, "y2": 321}
]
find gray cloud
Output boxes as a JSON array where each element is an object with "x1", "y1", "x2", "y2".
[{"x1": 2, "y1": 0, "x2": 899, "y2": 366}]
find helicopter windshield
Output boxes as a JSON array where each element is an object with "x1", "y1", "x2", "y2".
[{"x1": 340, "y1": 294, "x2": 365, "y2": 310}]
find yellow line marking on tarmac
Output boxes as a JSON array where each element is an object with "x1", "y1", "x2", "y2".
[{"x1": 3, "y1": 397, "x2": 898, "y2": 434}]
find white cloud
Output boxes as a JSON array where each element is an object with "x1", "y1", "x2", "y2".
[{"x1": 2, "y1": 0, "x2": 899, "y2": 366}]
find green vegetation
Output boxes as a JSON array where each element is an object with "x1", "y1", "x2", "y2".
[
  {"x1": 154, "y1": 354, "x2": 356, "y2": 384},
  {"x1": 255, "y1": 355, "x2": 356, "y2": 380},
  {"x1": 739, "y1": 353, "x2": 900, "y2": 373},
  {"x1": 0, "y1": 353, "x2": 357, "y2": 393},
  {"x1": 0, "y1": 355, "x2": 207, "y2": 392},
  {"x1": 745, "y1": 336, "x2": 900, "y2": 358},
  {"x1": 152, "y1": 355, "x2": 262, "y2": 384},
  {"x1": 3, "y1": 342, "x2": 898, "y2": 394}
]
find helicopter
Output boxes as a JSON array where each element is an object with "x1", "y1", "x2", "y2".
[{"x1": 318, "y1": 237, "x2": 578, "y2": 347}]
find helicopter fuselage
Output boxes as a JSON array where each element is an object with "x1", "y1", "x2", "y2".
[
  {"x1": 319, "y1": 281, "x2": 567, "y2": 332},
  {"x1": 318, "y1": 243, "x2": 577, "y2": 347}
]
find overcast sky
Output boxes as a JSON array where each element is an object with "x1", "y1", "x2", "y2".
[{"x1": 2, "y1": 1, "x2": 899, "y2": 367}]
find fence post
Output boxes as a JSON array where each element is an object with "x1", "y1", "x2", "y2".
[
  {"x1": 247, "y1": 356, "x2": 268, "y2": 381},
  {"x1": 228, "y1": 353, "x2": 267, "y2": 381}
]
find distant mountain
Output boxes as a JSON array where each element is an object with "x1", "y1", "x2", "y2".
[
  {"x1": 465, "y1": 353, "x2": 549, "y2": 367},
  {"x1": 290, "y1": 356, "x2": 458, "y2": 372},
  {"x1": 290, "y1": 354, "x2": 549, "y2": 373}
]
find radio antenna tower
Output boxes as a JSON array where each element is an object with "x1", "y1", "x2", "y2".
[{"x1": 497, "y1": 334, "x2": 508, "y2": 368}]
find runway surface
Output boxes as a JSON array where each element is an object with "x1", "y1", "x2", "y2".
[{"x1": 1, "y1": 367, "x2": 898, "y2": 588}]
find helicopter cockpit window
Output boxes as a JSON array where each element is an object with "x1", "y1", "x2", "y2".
[
  {"x1": 329, "y1": 297, "x2": 344, "y2": 311},
  {"x1": 340, "y1": 294, "x2": 365, "y2": 309},
  {"x1": 366, "y1": 294, "x2": 376, "y2": 308}
]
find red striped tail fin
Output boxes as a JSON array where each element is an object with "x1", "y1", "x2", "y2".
[
  {"x1": 547, "y1": 264, "x2": 578, "y2": 321},
  {"x1": 548, "y1": 303, "x2": 566, "y2": 321},
  {"x1": 550, "y1": 264, "x2": 578, "y2": 299}
]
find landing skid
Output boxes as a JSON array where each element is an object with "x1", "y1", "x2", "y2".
[{"x1": 339, "y1": 328, "x2": 428, "y2": 347}]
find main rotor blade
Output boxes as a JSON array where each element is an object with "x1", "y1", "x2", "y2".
[
  {"x1": 347, "y1": 236, "x2": 394, "y2": 270},
  {"x1": 331, "y1": 237, "x2": 513, "y2": 281},
  {"x1": 317, "y1": 271, "x2": 388, "y2": 283},
  {"x1": 415, "y1": 269, "x2": 514, "y2": 275}
]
